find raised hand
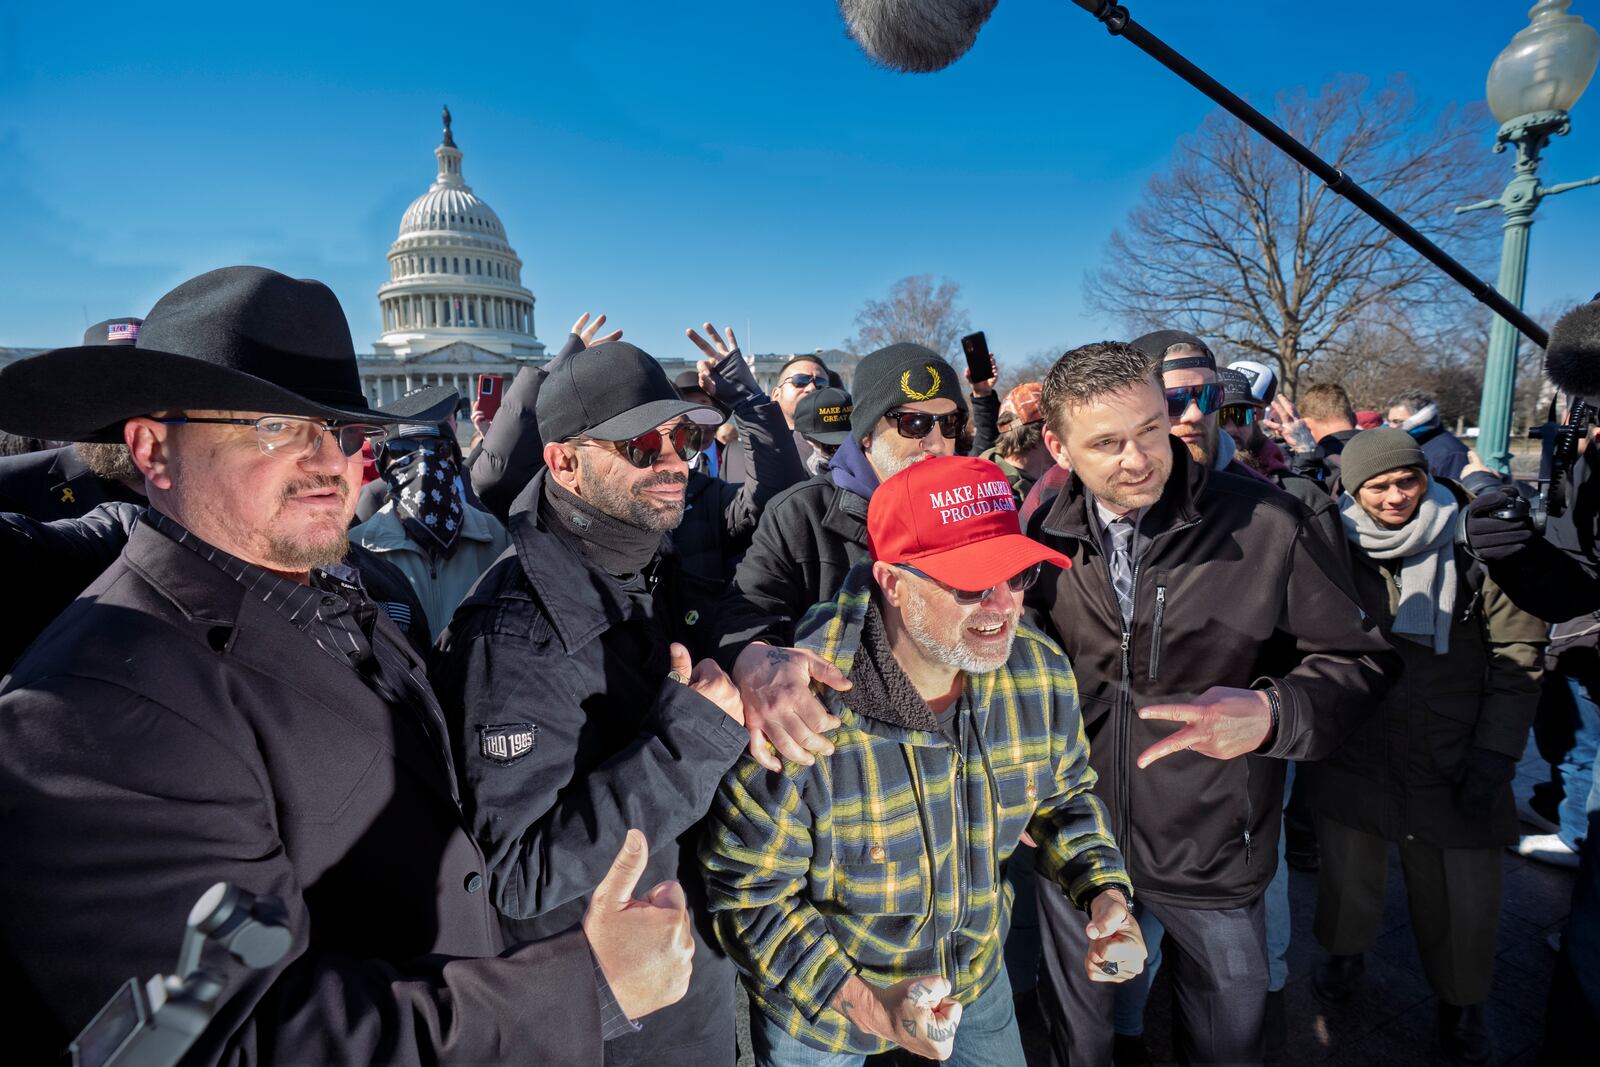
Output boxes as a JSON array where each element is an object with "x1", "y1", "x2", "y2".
[
  {"x1": 967, "y1": 354, "x2": 999, "y2": 398},
  {"x1": 571, "y1": 311, "x2": 623, "y2": 348},
  {"x1": 1084, "y1": 888, "x2": 1146, "y2": 984},
  {"x1": 731, "y1": 642, "x2": 851, "y2": 772},
  {"x1": 1135, "y1": 686, "x2": 1274, "y2": 768},
  {"x1": 1262, "y1": 395, "x2": 1316, "y2": 453},
  {"x1": 686, "y1": 323, "x2": 741, "y2": 362},
  {"x1": 668, "y1": 642, "x2": 745, "y2": 725},
  {"x1": 582, "y1": 830, "x2": 695, "y2": 1021}
]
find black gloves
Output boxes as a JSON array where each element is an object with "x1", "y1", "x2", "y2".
[
  {"x1": 1464, "y1": 486, "x2": 1538, "y2": 562},
  {"x1": 1454, "y1": 747, "x2": 1517, "y2": 819}
]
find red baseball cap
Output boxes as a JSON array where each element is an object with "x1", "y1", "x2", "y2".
[
  {"x1": 868, "y1": 456, "x2": 1070, "y2": 590},
  {"x1": 996, "y1": 382, "x2": 1043, "y2": 432}
]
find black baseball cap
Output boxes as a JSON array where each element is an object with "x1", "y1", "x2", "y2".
[
  {"x1": 795, "y1": 387, "x2": 854, "y2": 446},
  {"x1": 537, "y1": 341, "x2": 721, "y2": 443}
]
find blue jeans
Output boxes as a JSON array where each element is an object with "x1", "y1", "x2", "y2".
[
  {"x1": 1265, "y1": 765, "x2": 1294, "y2": 991},
  {"x1": 751, "y1": 964, "x2": 1026, "y2": 1067},
  {"x1": 1558, "y1": 676, "x2": 1600, "y2": 850}
]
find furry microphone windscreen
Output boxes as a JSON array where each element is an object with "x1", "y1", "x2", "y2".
[
  {"x1": 1546, "y1": 298, "x2": 1600, "y2": 399},
  {"x1": 838, "y1": 0, "x2": 1000, "y2": 72}
]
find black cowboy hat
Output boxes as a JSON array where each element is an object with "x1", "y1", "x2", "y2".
[{"x1": 0, "y1": 266, "x2": 451, "y2": 443}]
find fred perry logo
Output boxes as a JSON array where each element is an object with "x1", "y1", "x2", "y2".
[
  {"x1": 900, "y1": 365, "x2": 941, "y2": 401},
  {"x1": 480, "y1": 723, "x2": 537, "y2": 765}
]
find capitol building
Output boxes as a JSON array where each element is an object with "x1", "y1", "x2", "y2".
[{"x1": 355, "y1": 109, "x2": 855, "y2": 407}]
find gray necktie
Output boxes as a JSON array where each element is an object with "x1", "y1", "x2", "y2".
[{"x1": 1109, "y1": 519, "x2": 1135, "y2": 625}]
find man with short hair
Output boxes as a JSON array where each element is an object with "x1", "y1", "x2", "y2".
[
  {"x1": 703, "y1": 455, "x2": 1143, "y2": 1066},
  {"x1": 435, "y1": 339, "x2": 752, "y2": 1066},
  {"x1": 1388, "y1": 388, "x2": 1470, "y2": 482},
  {"x1": 713, "y1": 342, "x2": 969, "y2": 774},
  {"x1": 1025, "y1": 340, "x2": 1399, "y2": 1066},
  {"x1": 771, "y1": 354, "x2": 831, "y2": 430},
  {"x1": 1267, "y1": 382, "x2": 1361, "y2": 486},
  {"x1": 0, "y1": 266, "x2": 692, "y2": 1064}
]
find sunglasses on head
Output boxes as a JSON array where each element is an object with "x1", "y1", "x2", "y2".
[
  {"x1": 1164, "y1": 383, "x2": 1223, "y2": 418},
  {"x1": 783, "y1": 373, "x2": 829, "y2": 389},
  {"x1": 882, "y1": 409, "x2": 967, "y2": 440},
  {"x1": 588, "y1": 423, "x2": 707, "y2": 469},
  {"x1": 1218, "y1": 404, "x2": 1259, "y2": 427},
  {"x1": 897, "y1": 562, "x2": 1042, "y2": 605}
]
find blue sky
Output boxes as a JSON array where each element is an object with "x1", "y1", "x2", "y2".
[{"x1": 3, "y1": 1, "x2": 1598, "y2": 365}]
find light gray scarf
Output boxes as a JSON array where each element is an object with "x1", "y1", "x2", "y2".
[{"x1": 1339, "y1": 478, "x2": 1459, "y2": 655}]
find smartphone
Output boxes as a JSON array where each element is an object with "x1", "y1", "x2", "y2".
[
  {"x1": 475, "y1": 373, "x2": 507, "y2": 421},
  {"x1": 961, "y1": 331, "x2": 993, "y2": 384}
]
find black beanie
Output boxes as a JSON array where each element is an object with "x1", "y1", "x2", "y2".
[{"x1": 848, "y1": 343, "x2": 967, "y2": 443}]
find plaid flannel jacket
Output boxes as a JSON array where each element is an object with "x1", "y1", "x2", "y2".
[{"x1": 700, "y1": 563, "x2": 1131, "y2": 1055}]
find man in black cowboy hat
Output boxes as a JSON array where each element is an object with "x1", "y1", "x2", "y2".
[
  {"x1": 0, "y1": 317, "x2": 149, "y2": 520},
  {"x1": 434, "y1": 338, "x2": 752, "y2": 1066},
  {"x1": 0, "y1": 266, "x2": 695, "y2": 1065}
]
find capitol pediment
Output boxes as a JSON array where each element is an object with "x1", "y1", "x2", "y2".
[{"x1": 404, "y1": 340, "x2": 511, "y2": 366}]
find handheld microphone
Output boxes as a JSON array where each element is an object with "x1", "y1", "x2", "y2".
[{"x1": 838, "y1": 0, "x2": 1000, "y2": 72}]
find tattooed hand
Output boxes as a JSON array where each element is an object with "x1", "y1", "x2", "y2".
[
  {"x1": 832, "y1": 974, "x2": 962, "y2": 1060},
  {"x1": 731, "y1": 641, "x2": 851, "y2": 771}
]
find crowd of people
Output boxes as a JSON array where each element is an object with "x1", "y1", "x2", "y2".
[{"x1": 0, "y1": 264, "x2": 1594, "y2": 1066}]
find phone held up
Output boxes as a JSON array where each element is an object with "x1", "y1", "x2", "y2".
[{"x1": 961, "y1": 331, "x2": 993, "y2": 385}]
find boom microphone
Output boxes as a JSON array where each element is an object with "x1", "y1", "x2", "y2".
[
  {"x1": 1545, "y1": 295, "x2": 1600, "y2": 399},
  {"x1": 838, "y1": 0, "x2": 1000, "y2": 72}
]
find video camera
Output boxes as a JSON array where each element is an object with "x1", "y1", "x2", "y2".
[{"x1": 70, "y1": 883, "x2": 290, "y2": 1067}]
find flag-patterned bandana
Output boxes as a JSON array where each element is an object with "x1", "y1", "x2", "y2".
[{"x1": 382, "y1": 438, "x2": 465, "y2": 558}]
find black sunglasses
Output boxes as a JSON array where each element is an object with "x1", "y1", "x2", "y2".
[
  {"x1": 1164, "y1": 384, "x2": 1223, "y2": 418},
  {"x1": 590, "y1": 423, "x2": 707, "y2": 469},
  {"x1": 783, "y1": 373, "x2": 829, "y2": 389},
  {"x1": 1218, "y1": 404, "x2": 1259, "y2": 427},
  {"x1": 897, "y1": 562, "x2": 1042, "y2": 605},
  {"x1": 882, "y1": 409, "x2": 967, "y2": 441}
]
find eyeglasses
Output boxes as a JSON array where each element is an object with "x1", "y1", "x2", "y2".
[
  {"x1": 896, "y1": 562, "x2": 1042, "y2": 605},
  {"x1": 587, "y1": 423, "x2": 707, "y2": 469},
  {"x1": 154, "y1": 415, "x2": 386, "y2": 459},
  {"x1": 1218, "y1": 404, "x2": 1259, "y2": 427},
  {"x1": 1164, "y1": 384, "x2": 1223, "y2": 418},
  {"x1": 882, "y1": 409, "x2": 967, "y2": 440},
  {"x1": 782, "y1": 373, "x2": 829, "y2": 390}
]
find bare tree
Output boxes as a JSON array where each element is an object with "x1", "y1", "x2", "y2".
[
  {"x1": 845, "y1": 274, "x2": 971, "y2": 359},
  {"x1": 1087, "y1": 74, "x2": 1501, "y2": 398}
]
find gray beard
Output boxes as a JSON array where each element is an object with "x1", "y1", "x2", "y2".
[
  {"x1": 867, "y1": 434, "x2": 925, "y2": 481},
  {"x1": 902, "y1": 587, "x2": 1014, "y2": 675}
]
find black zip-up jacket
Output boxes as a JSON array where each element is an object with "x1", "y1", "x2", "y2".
[
  {"x1": 1024, "y1": 441, "x2": 1400, "y2": 907},
  {"x1": 432, "y1": 470, "x2": 749, "y2": 1063}
]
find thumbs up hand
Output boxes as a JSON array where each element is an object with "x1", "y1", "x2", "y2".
[{"x1": 582, "y1": 829, "x2": 695, "y2": 1020}]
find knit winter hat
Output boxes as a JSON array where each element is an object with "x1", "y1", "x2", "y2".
[
  {"x1": 1340, "y1": 427, "x2": 1428, "y2": 491},
  {"x1": 849, "y1": 343, "x2": 966, "y2": 443}
]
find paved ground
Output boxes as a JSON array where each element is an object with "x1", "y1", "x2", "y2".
[{"x1": 734, "y1": 735, "x2": 1579, "y2": 1065}]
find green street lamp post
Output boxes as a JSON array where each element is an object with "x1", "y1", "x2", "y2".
[{"x1": 1460, "y1": 0, "x2": 1600, "y2": 474}]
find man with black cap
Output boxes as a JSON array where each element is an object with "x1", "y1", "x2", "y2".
[
  {"x1": 434, "y1": 339, "x2": 751, "y2": 1066},
  {"x1": 792, "y1": 385, "x2": 853, "y2": 477},
  {"x1": 0, "y1": 317, "x2": 148, "y2": 520},
  {"x1": 351, "y1": 388, "x2": 511, "y2": 640},
  {"x1": 712, "y1": 342, "x2": 968, "y2": 775},
  {"x1": 0, "y1": 267, "x2": 694, "y2": 1064}
]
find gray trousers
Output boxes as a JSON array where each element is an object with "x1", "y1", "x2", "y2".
[
  {"x1": 1035, "y1": 872, "x2": 1269, "y2": 1066},
  {"x1": 1313, "y1": 815, "x2": 1503, "y2": 1005}
]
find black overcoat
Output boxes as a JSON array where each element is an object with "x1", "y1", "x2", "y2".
[{"x1": 0, "y1": 518, "x2": 602, "y2": 1064}]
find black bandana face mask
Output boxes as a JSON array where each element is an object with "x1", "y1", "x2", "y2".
[{"x1": 381, "y1": 437, "x2": 465, "y2": 557}]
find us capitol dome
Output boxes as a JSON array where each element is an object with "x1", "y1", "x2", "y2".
[{"x1": 359, "y1": 107, "x2": 545, "y2": 406}]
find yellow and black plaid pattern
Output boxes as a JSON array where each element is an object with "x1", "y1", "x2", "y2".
[{"x1": 700, "y1": 564, "x2": 1131, "y2": 1055}]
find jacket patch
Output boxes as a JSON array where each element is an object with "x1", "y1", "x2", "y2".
[{"x1": 480, "y1": 723, "x2": 537, "y2": 765}]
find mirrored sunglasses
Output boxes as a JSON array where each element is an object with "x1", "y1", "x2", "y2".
[
  {"x1": 593, "y1": 423, "x2": 707, "y2": 469},
  {"x1": 1164, "y1": 384, "x2": 1223, "y2": 418},
  {"x1": 1218, "y1": 404, "x2": 1259, "y2": 427},
  {"x1": 783, "y1": 373, "x2": 830, "y2": 389}
]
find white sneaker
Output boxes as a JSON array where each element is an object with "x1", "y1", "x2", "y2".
[{"x1": 1515, "y1": 833, "x2": 1581, "y2": 869}]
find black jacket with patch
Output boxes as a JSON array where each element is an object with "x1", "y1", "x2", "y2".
[
  {"x1": 433, "y1": 469, "x2": 749, "y2": 1063},
  {"x1": 1024, "y1": 441, "x2": 1401, "y2": 907}
]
